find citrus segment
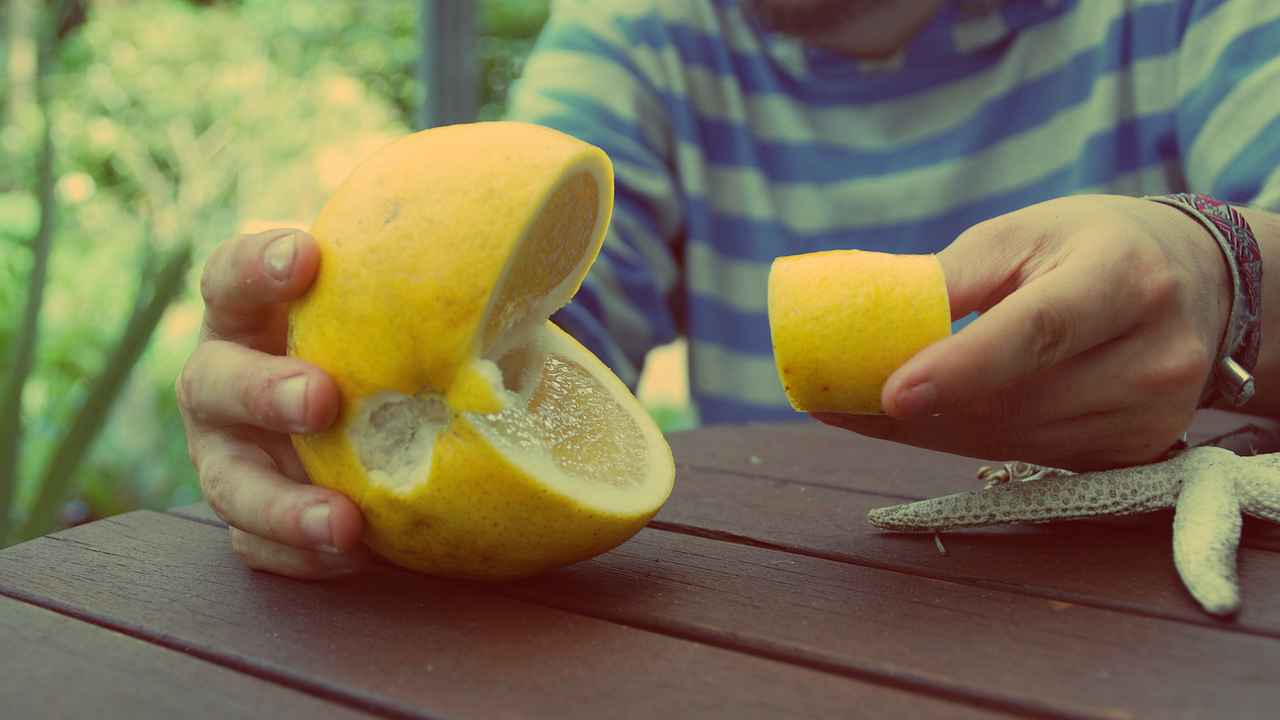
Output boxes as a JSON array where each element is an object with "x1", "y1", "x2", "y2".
[
  {"x1": 288, "y1": 122, "x2": 674, "y2": 580},
  {"x1": 768, "y1": 249, "x2": 951, "y2": 414}
]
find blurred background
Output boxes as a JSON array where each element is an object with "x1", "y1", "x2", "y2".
[{"x1": 0, "y1": 0, "x2": 693, "y2": 547}]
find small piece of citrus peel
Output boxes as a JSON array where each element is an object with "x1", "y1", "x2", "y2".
[
  {"x1": 289, "y1": 122, "x2": 675, "y2": 580},
  {"x1": 767, "y1": 250, "x2": 952, "y2": 414}
]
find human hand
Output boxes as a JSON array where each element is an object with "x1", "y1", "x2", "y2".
[
  {"x1": 177, "y1": 228, "x2": 368, "y2": 577},
  {"x1": 817, "y1": 194, "x2": 1232, "y2": 471}
]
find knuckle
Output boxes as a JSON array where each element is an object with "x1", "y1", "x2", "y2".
[
  {"x1": 1139, "y1": 336, "x2": 1214, "y2": 394},
  {"x1": 181, "y1": 430, "x2": 201, "y2": 471},
  {"x1": 228, "y1": 528, "x2": 261, "y2": 564},
  {"x1": 201, "y1": 232, "x2": 265, "y2": 311},
  {"x1": 263, "y1": 490, "x2": 303, "y2": 542},
  {"x1": 175, "y1": 362, "x2": 195, "y2": 411},
  {"x1": 1132, "y1": 258, "x2": 1180, "y2": 312},
  {"x1": 177, "y1": 347, "x2": 215, "y2": 424},
  {"x1": 199, "y1": 240, "x2": 233, "y2": 307},
  {"x1": 199, "y1": 453, "x2": 237, "y2": 518},
  {"x1": 1026, "y1": 302, "x2": 1073, "y2": 370},
  {"x1": 229, "y1": 527, "x2": 249, "y2": 553},
  {"x1": 240, "y1": 371, "x2": 279, "y2": 427}
]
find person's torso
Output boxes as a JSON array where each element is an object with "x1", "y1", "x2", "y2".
[{"x1": 640, "y1": 0, "x2": 1190, "y2": 422}]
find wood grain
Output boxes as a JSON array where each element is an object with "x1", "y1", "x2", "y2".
[
  {"x1": 665, "y1": 414, "x2": 1280, "y2": 551},
  {"x1": 173, "y1": 485, "x2": 1280, "y2": 638},
  {"x1": 0, "y1": 512, "x2": 994, "y2": 720},
  {"x1": 649, "y1": 464, "x2": 1280, "y2": 635},
  {"x1": 11, "y1": 509, "x2": 1280, "y2": 718},
  {"x1": 667, "y1": 410, "x2": 1280, "y2": 498},
  {"x1": 500, "y1": 529, "x2": 1280, "y2": 720},
  {"x1": 0, "y1": 595, "x2": 375, "y2": 720}
]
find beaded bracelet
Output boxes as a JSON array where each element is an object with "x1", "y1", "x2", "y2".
[{"x1": 1145, "y1": 193, "x2": 1262, "y2": 407}]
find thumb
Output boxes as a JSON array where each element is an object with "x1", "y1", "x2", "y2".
[{"x1": 880, "y1": 226, "x2": 1138, "y2": 419}]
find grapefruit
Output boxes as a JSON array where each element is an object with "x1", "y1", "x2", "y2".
[{"x1": 289, "y1": 122, "x2": 675, "y2": 580}]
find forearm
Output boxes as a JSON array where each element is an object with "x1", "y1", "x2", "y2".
[{"x1": 1236, "y1": 206, "x2": 1280, "y2": 416}]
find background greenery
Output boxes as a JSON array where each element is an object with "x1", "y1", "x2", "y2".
[{"x1": 1, "y1": 0, "x2": 690, "y2": 545}]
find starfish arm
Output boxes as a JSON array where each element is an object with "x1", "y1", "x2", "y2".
[
  {"x1": 1172, "y1": 464, "x2": 1243, "y2": 617},
  {"x1": 1236, "y1": 454, "x2": 1280, "y2": 523},
  {"x1": 868, "y1": 451, "x2": 1195, "y2": 532}
]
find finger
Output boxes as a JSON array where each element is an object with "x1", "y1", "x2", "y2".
[
  {"x1": 178, "y1": 340, "x2": 339, "y2": 434},
  {"x1": 254, "y1": 431, "x2": 312, "y2": 485},
  {"x1": 814, "y1": 409, "x2": 1171, "y2": 471},
  {"x1": 200, "y1": 229, "x2": 319, "y2": 340},
  {"x1": 197, "y1": 430, "x2": 363, "y2": 552},
  {"x1": 883, "y1": 258, "x2": 1147, "y2": 419},
  {"x1": 978, "y1": 328, "x2": 1209, "y2": 425},
  {"x1": 230, "y1": 527, "x2": 368, "y2": 580}
]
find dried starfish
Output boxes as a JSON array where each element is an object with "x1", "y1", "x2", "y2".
[{"x1": 868, "y1": 446, "x2": 1280, "y2": 616}]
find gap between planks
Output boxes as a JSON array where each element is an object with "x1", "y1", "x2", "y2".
[
  {"x1": 1, "y1": 514, "x2": 1020, "y2": 720},
  {"x1": 0, "y1": 583, "x2": 430, "y2": 720},
  {"x1": 166, "y1": 497, "x2": 1280, "y2": 642},
  {"x1": 49, "y1": 508, "x2": 1274, "y2": 719},
  {"x1": 155, "y1": 508, "x2": 1070, "y2": 718}
]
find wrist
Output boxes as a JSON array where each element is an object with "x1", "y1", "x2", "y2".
[{"x1": 1146, "y1": 193, "x2": 1263, "y2": 408}]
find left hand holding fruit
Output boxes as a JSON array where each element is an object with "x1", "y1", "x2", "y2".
[{"x1": 817, "y1": 194, "x2": 1233, "y2": 471}]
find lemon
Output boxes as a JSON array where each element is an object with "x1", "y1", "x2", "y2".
[
  {"x1": 288, "y1": 121, "x2": 675, "y2": 580},
  {"x1": 768, "y1": 250, "x2": 951, "y2": 414}
]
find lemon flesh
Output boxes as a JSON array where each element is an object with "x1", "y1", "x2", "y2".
[
  {"x1": 768, "y1": 250, "x2": 951, "y2": 414},
  {"x1": 289, "y1": 122, "x2": 675, "y2": 580}
]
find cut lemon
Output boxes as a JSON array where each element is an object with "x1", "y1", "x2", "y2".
[
  {"x1": 288, "y1": 122, "x2": 675, "y2": 580},
  {"x1": 768, "y1": 250, "x2": 951, "y2": 414}
]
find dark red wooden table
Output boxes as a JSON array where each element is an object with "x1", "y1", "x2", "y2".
[{"x1": 4, "y1": 410, "x2": 1280, "y2": 719}]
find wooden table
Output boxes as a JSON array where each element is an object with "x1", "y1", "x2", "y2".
[{"x1": 4, "y1": 411, "x2": 1280, "y2": 719}]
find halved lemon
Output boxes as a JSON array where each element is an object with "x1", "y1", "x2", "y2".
[
  {"x1": 289, "y1": 122, "x2": 675, "y2": 580},
  {"x1": 768, "y1": 250, "x2": 951, "y2": 414}
]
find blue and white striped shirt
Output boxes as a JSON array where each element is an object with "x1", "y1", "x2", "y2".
[{"x1": 506, "y1": 0, "x2": 1280, "y2": 424}]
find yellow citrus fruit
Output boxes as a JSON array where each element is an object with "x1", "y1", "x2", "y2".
[
  {"x1": 768, "y1": 250, "x2": 951, "y2": 414},
  {"x1": 288, "y1": 121, "x2": 675, "y2": 580}
]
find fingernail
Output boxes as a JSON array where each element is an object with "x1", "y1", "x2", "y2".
[
  {"x1": 895, "y1": 381, "x2": 937, "y2": 417},
  {"x1": 275, "y1": 375, "x2": 309, "y2": 429},
  {"x1": 264, "y1": 234, "x2": 297, "y2": 280},
  {"x1": 300, "y1": 503, "x2": 333, "y2": 548}
]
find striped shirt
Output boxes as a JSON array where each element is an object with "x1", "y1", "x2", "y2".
[{"x1": 505, "y1": 0, "x2": 1280, "y2": 424}]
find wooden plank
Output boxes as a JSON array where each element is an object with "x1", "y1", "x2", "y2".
[
  {"x1": 171, "y1": 483, "x2": 1280, "y2": 637},
  {"x1": 16, "y1": 508, "x2": 1271, "y2": 719},
  {"x1": 666, "y1": 415, "x2": 1280, "y2": 551},
  {"x1": 653, "y1": 466, "x2": 1280, "y2": 634},
  {"x1": 501, "y1": 528, "x2": 1280, "y2": 720},
  {"x1": 0, "y1": 594, "x2": 374, "y2": 720},
  {"x1": 667, "y1": 410, "x2": 1280, "y2": 498},
  {"x1": 0, "y1": 512, "x2": 993, "y2": 720},
  {"x1": 168, "y1": 410, "x2": 1280, "y2": 630}
]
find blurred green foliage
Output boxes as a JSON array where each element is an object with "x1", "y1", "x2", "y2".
[{"x1": 0, "y1": 0, "x2": 553, "y2": 542}]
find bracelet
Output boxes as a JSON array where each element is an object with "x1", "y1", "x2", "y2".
[{"x1": 1145, "y1": 193, "x2": 1262, "y2": 407}]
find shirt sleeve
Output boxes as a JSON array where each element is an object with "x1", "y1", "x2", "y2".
[
  {"x1": 504, "y1": 0, "x2": 684, "y2": 388},
  {"x1": 1175, "y1": 0, "x2": 1280, "y2": 210}
]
